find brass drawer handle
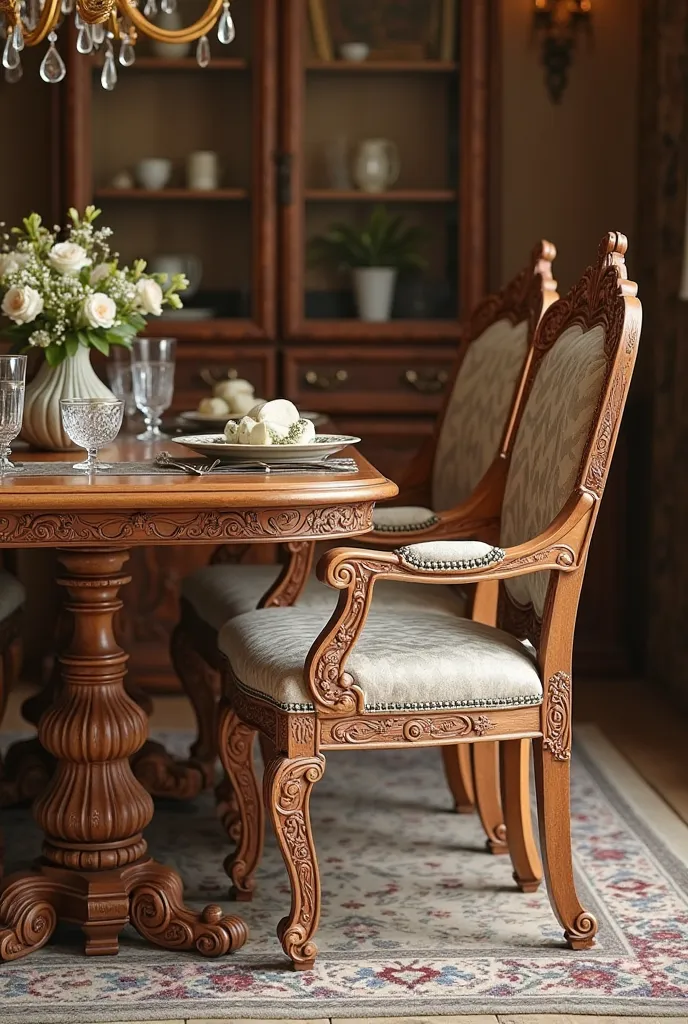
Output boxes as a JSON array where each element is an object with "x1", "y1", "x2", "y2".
[
  {"x1": 404, "y1": 368, "x2": 449, "y2": 393},
  {"x1": 304, "y1": 369, "x2": 349, "y2": 390},
  {"x1": 199, "y1": 367, "x2": 239, "y2": 387}
]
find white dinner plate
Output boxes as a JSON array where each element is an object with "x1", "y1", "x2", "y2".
[
  {"x1": 175, "y1": 432, "x2": 360, "y2": 464},
  {"x1": 178, "y1": 409, "x2": 326, "y2": 428}
]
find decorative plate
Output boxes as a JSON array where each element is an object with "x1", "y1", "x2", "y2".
[
  {"x1": 175, "y1": 433, "x2": 361, "y2": 464},
  {"x1": 178, "y1": 409, "x2": 326, "y2": 428}
]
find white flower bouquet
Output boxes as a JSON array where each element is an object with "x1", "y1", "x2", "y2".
[{"x1": 0, "y1": 206, "x2": 188, "y2": 367}]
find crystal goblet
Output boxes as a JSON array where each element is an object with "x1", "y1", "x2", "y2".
[
  {"x1": 0, "y1": 355, "x2": 27, "y2": 478},
  {"x1": 59, "y1": 398, "x2": 125, "y2": 474},
  {"x1": 131, "y1": 337, "x2": 176, "y2": 442}
]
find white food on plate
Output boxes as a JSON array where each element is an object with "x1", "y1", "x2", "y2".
[
  {"x1": 247, "y1": 421, "x2": 273, "y2": 445},
  {"x1": 289, "y1": 418, "x2": 316, "y2": 444},
  {"x1": 238, "y1": 415, "x2": 257, "y2": 444},
  {"x1": 224, "y1": 420, "x2": 240, "y2": 442},
  {"x1": 250, "y1": 398, "x2": 300, "y2": 428},
  {"x1": 214, "y1": 378, "x2": 254, "y2": 403},
  {"x1": 232, "y1": 391, "x2": 261, "y2": 416},
  {"x1": 198, "y1": 396, "x2": 230, "y2": 417}
]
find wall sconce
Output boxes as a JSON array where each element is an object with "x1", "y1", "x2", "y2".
[{"x1": 533, "y1": 0, "x2": 593, "y2": 103}]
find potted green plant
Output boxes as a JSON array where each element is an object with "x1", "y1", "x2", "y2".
[{"x1": 309, "y1": 205, "x2": 426, "y2": 323}]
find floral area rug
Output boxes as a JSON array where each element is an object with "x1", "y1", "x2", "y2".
[{"x1": 1, "y1": 726, "x2": 687, "y2": 1022}]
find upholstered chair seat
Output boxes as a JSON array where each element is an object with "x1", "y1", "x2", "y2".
[
  {"x1": 371, "y1": 506, "x2": 438, "y2": 533},
  {"x1": 219, "y1": 604, "x2": 542, "y2": 714},
  {"x1": 182, "y1": 563, "x2": 466, "y2": 631}
]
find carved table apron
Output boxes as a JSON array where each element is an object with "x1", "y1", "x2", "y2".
[{"x1": 0, "y1": 440, "x2": 396, "y2": 961}]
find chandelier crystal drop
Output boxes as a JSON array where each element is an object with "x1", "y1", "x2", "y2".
[{"x1": 0, "y1": 0, "x2": 239, "y2": 86}]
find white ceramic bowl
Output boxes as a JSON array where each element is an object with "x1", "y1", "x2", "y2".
[
  {"x1": 135, "y1": 158, "x2": 172, "y2": 191},
  {"x1": 339, "y1": 43, "x2": 370, "y2": 62}
]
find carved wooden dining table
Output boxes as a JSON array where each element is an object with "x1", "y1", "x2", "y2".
[{"x1": 0, "y1": 439, "x2": 396, "y2": 962}]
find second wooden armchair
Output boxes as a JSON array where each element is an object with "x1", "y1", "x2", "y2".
[
  {"x1": 169, "y1": 242, "x2": 559, "y2": 832},
  {"x1": 217, "y1": 232, "x2": 641, "y2": 969}
]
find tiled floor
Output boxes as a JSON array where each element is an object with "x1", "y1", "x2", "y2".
[{"x1": 5, "y1": 676, "x2": 688, "y2": 1024}]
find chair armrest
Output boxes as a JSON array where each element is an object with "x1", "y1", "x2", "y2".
[
  {"x1": 304, "y1": 492, "x2": 594, "y2": 715},
  {"x1": 363, "y1": 456, "x2": 506, "y2": 549}
]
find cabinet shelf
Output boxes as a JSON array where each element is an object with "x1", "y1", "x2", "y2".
[
  {"x1": 92, "y1": 56, "x2": 249, "y2": 71},
  {"x1": 307, "y1": 60, "x2": 458, "y2": 74},
  {"x1": 305, "y1": 189, "x2": 457, "y2": 203},
  {"x1": 94, "y1": 188, "x2": 250, "y2": 201}
]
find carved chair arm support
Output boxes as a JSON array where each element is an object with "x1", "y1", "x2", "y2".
[
  {"x1": 258, "y1": 541, "x2": 316, "y2": 609},
  {"x1": 304, "y1": 492, "x2": 594, "y2": 715}
]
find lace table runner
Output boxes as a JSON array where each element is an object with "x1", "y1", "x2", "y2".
[{"x1": 4, "y1": 457, "x2": 359, "y2": 478}]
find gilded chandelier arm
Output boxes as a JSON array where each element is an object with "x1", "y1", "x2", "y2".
[
  {"x1": 303, "y1": 491, "x2": 594, "y2": 716},
  {"x1": 121, "y1": 0, "x2": 225, "y2": 43}
]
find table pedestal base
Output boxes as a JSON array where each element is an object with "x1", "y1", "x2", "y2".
[
  {"x1": 0, "y1": 545, "x2": 247, "y2": 962},
  {"x1": 0, "y1": 858, "x2": 247, "y2": 960}
]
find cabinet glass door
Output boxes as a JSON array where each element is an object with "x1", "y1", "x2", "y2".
[
  {"x1": 281, "y1": 0, "x2": 490, "y2": 341},
  {"x1": 65, "y1": 0, "x2": 277, "y2": 341}
]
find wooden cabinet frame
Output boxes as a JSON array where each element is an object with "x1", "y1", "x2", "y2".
[
  {"x1": 62, "y1": 0, "x2": 279, "y2": 342},
  {"x1": 279, "y1": 0, "x2": 492, "y2": 342}
]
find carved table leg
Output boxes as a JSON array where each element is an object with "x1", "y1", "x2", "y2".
[
  {"x1": 218, "y1": 707, "x2": 264, "y2": 901},
  {"x1": 0, "y1": 547, "x2": 247, "y2": 962}
]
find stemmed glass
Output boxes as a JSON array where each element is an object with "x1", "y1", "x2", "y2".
[
  {"x1": 0, "y1": 355, "x2": 27, "y2": 477},
  {"x1": 106, "y1": 346, "x2": 137, "y2": 424},
  {"x1": 131, "y1": 337, "x2": 176, "y2": 442},
  {"x1": 59, "y1": 398, "x2": 125, "y2": 474}
]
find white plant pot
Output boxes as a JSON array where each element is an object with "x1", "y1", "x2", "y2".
[
  {"x1": 352, "y1": 267, "x2": 397, "y2": 322},
  {"x1": 22, "y1": 345, "x2": 116, "y2": 451}
]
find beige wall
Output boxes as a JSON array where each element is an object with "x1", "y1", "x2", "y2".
[{"x1": 499, "y1": 0, "x2": 640, "y2": 292}]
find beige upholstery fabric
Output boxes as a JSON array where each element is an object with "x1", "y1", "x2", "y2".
[
  {"x1": 397, "y1": 540, "x2": 505, "y2": 571},
  {"x1": 372, "y1": 506, "x2": 438, "y2": 532},
  {"x1": 0, "y1": 570, "x2": 24, "y2": 619},
  {"x1": 219, "y1": 605, "x2": 542, "y2": 712},
  {"x1": 501, "y1": 324, "x2": 608, "y2": 616},
  {"x1": 432, "y1": 318, "x2": 529, "y2": 511},
  {"x1": 182, "y1": 563, "x2": 466, "y2": 632}
]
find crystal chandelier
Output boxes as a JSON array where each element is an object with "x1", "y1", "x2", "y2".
[{"x1": 0, "y1": 0, "x2": 236, "y2": 88}]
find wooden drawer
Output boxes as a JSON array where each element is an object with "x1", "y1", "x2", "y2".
[
  {"x1": 171, "y1": 344, "x2": 277, "y2": 412},
  {"x1": 283, "y1": 345, "x2": 454, "y2": 415},
  {"x1": 92, "y1": 344, "x2": 277, "y2": 414}
]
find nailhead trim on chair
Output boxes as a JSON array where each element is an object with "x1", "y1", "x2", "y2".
[
  {"x1": 396, "y1": 545, "x2": 506, "y2": 571},
  {"x1": 374, "y1": 515, "x2": 440, "y2": 533},
  {"x1": 233, "y1": 679, "x2": 542, "y2": 714}
]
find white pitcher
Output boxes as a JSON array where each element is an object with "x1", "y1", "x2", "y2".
[{"x1": 353, "y1": 139, "x2": 400, "y2": 194}]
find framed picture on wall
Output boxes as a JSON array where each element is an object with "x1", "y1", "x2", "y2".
[{"x1": 324, "y1": 0, "x2": 445, "y2": 61}]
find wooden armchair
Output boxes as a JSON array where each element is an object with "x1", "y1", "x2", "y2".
[
  {"x1": 170, "y1": 243, "x2": 559, "y2": 816},
  {"x1": 216, "y1": 232, "x2": 641, "y2": 969}
]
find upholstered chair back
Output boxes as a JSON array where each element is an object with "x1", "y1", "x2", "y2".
[
  {"x1": 431, "y1": 243, "x2": 557, "y2": 511},
  {"x1": 500, "y1": 233, "x2": 641, "y2": 622}
]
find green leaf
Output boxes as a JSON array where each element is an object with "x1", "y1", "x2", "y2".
[
  {"x1": 45, "y1": 343, "x2": 66, "y2": 367},
  {"x1": 64, "y1": 334, "x2": 79, "y2": 359},
  {"x1": 88, "y1": 333, "x2": 110, "y2": 357}
]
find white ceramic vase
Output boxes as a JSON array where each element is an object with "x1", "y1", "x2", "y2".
[
  {"x1": 22, "y1": 345, "x2": 116, "y2": 451},
  {"x1": 352, "y1": 267, "x2": 397, "y2": 322}
]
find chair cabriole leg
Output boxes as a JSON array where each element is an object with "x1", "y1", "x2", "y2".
[
  {"x1": 534, "y1": 736, "x2": 597, "y2": 948},
  {"x1": 265, "y1": 752, "x2": 325, "y2": 970},
  {"x1": 500, "y1": 738, "x2": 542, "y2": 891},
  {"x1": 473, "y1": 742, "x2": 508, "y2": 853},
  {"x1": 218, "y1": 706, "x2": 264, "y2": 901}
]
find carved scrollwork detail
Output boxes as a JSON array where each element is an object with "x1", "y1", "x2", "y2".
[
  {"x1": 307, "y1": 559, "x2": 390, "y2": 714},
  {"x1": 326, "y1": 712, "x2": 496, "y2": 746},
  {"x1": 77, "y1": 0, "x2": 116, "y2": 23},
  {"x1": 0, "y1": 504, "x2": 374, "y2": 547},
  {"x1": 126, "y1": 862, "x2": 247, "y2": 956},
  {"x1": 217, "y1": 709, "x2": 263, "y2": 899},
  {"x1": 565, "y1": 910, "x2": 599, "y2": 948},
  {"x1": 0, "y1": 878, "x2": 57, "y2": 961},
  {"x1": 542, "y1": 671, "x2": 572, "y2": 761},
  {"x1": 268, "y1": 756, "x2": 325, "y2": 969},
  {"x1": 469, "y1": 239, "x2": 558, "y2": 341}
]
